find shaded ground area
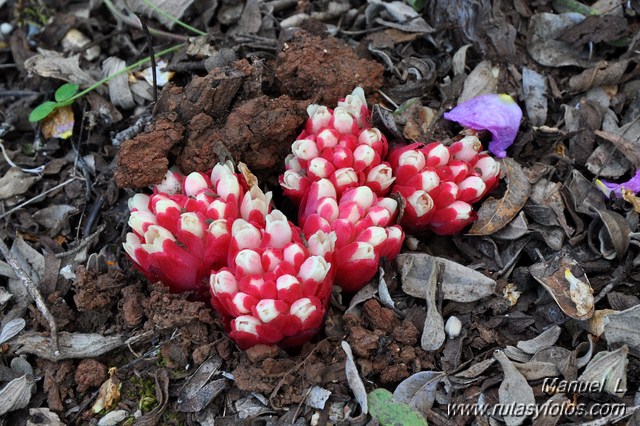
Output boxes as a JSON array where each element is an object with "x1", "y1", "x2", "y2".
[{"x1": 1, "y1": 0, "x2": 640, "y2": 425}]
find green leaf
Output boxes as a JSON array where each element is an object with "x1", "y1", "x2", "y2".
[
  {"x1": 54, "y1": 83, "x2": 79, "y2": 103},
  {"x1": 368, "y1": 389, "x2": 428, "y2": 426},
  {"x1": 29, "y1": 101, "x2": 59, "y2": 122}
]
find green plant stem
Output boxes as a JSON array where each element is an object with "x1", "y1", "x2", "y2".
[
  {"x1": 68, "y1": 44, "x2": 183, "y2": 103},
  {"x1": 140, "y1": 0, "x2": 207, "y2": 36}
]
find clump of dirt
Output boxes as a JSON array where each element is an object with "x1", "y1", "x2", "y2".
[
  {"x1": 274, "y1": 30, "x2": 385, "y2": 106},
  {"x1": 114, "y1": 29, "x2": 384, "y2": 189},
  {"x1": 114, "y1": 116, "x2": 185, "y2": 188},
  {"x1": 344, "y1": 299, "x2": 435, "y2": 384},
  {"x1": 177, "y1": 94, "x2": 308, "y2": 178}
]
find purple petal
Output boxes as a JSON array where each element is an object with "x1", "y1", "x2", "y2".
[
  {"x1": 597, "y1": 170, "x2": 640, "y2": 198},
  {"x1": 444, "y1": 94, "x2": 522, "y2": 158}
]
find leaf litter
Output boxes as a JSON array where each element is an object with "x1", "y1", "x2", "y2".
[{"x1": 1, "y1": 1, "x2": 640, "y2": 425}]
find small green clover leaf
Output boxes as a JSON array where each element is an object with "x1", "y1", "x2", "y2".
[
  {"x1": 28, "y1": 101, "x2": 60, "y2": 123},
  {"x1": 54, "y1": 83, "x2": 79, "y2": 103},
  {"x1": 29, "y1": 83, "x2": 79, "y2": 123}
]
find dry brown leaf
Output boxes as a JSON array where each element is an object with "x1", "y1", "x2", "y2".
[
  {"x1": 494, "y1": 350, "x2": 536, "y2": 426},
  {"x1": 24, "y1": 49, "x2": 97, "y2": 88},
  {"x1": 468, "y1": 158, "x2": 531, "y2": 235},
  {"x1": 569, "y1": 60, "x2": 631, "y2": 93},
  {"x1": 530, "y1": 254, "x2": 594, "y2": 320},
  {"x1": 594, "y1": 129, "x2": 640, "y2": 168}
]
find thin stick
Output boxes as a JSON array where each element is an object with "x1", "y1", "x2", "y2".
[
  {"x1": 0, "y1": 176, "x2": 78, "y2": 220},
  {"x1": 0, "y1": 238, "x2": 59, "y2": 357},
  {"x1": 137, "y1": 13, "x2": 158, "y2": 104}
]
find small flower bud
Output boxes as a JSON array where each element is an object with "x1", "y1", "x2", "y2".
[
  {"x1": 308, "y1": 157, "x2": 336, "y2": 180},
  {"x1": 183, "y1": 172, "x2": 210, "y2": 197},
  {"x1": 444, "y1": 316, "x2": 462, "y2": 339},
  {"x1": 449, "y1": 136, "x2": 482, "y2": 162},
  {"x1": 316, "y1": 128, "x2": 339, "y2": 150},
  {"x1": 292, "y1": 139, "x2": 320, "y2": 162}
]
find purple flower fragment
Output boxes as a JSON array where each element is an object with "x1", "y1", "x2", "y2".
[
  {"x1": 596, "y1": 170, "x2": 640, "y2": 198},
  {"x1": 444, "y1": 94, "x2": 522, "y2": 158}
]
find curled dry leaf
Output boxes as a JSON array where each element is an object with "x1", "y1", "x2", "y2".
[
  {"x1": 527, "y1": 13, "x2": 593, "y2": 68},
  {"x1": 603, "y1": 304, "x2": 640, "y2": 355},
  {"x1": 594, "y1": 130, "x2": 640, "y2": 169},
  {"x1": 24, "y1": 49, "x2": 97, "y2": 88},
  {"x1": 566, "y1": 170, "x2": 607, "y2": 215},
  {"x1": 13, "y1": 331, "x2": 134, "y2": 360},
  {"x1": 494, "y1": 350, "x2": 536, "y2": 426},
  {"x1": 587, "y1": 208, "x2": 630, "y2": 260},
  {"x1": 516, "y1": 325, "x2": 562, "y2": 354},
  {"x1": 530, "y1": 254, "x2": 594, "y2": 320},
  {"x1": 512, "y1": 360, "x2": 559, "y2": 381},
  {"x1": 577, "y1": 346, "x2": 628, "y2": 397},
  {"x1": 102, "y1": 57, "x2": 135, "y2": 109},
  {"x1": 0, "y1": 168, "x2": 41, "y2": 200},
  {"x1": 0, "y1": 375, "x2": 34, "y2": 416},
  {"x1": 576, "y1": 335, "x2": 596, "y2": 369},
  {"x1": 458, "y1": 60, "x2": 499, "y2": 104},
  {"x1": 454, "y1": 358, "x2": 496, "y2": 379},
  {"x1": 341, "y1": 341, "x2": 368, "y2": 414},
  {"x1": 531, "y1": 346, "x2": 576, "y2": 380},
  {"x1": 177, "y1": 358, "x2": 227, "y2": 413},
  {"x1": 365, "y1": 0, "x2": 436, "y2": 33},
  {"x1": 469, "y1": 158, "x2": 531, "y2": 235},
  {"x1": 569, "y1": 60, "x2": 631, "y2": 94},
  {"x1": 134, "y1": 369, "x2": 170, "y2": 425},
  {"x1": 392, "y1": 371, "x2": 445, "y2": 415},
  {"x1": 397, "y1": 253, "x2": 496, "y2": 303},
  {"x1": 504, "y1": 346, "x2": 531, "y2": 363},
  {"x1": 32, "y1": 204, "x2": 79, "y2": 236},
  {"x1": 421, "y1": 256, "x2": 445, "y2": 351},
  {"x1": 0, "y1": 318, "x2": 26, "y2": 344}
]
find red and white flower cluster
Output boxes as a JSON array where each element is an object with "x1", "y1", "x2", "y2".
[
  {"x1": 281, "y1": 88, "x2": 501, "y2": 242},
  {"x1": 124, "y1": 162, "x2": 335, "y2": 348},
  {"x1": 280, "y1": 88, "x2": 404, "y2": 292},
  {"x1": 124, "y1": 88, "x2": 507, "y2": 349},
  {"x1": 388, "y1": 137, "x2": 500, "y2": 235}
]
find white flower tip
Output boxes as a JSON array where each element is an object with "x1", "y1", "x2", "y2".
[
  {"x1": 184, "y1": 172, "x2": 209, "y2": 196},
  {"x1": 155, "y1": 170, "x2": 182, "y2": 195},
  {"x1": 351, "y1": 242, "x2": 375, "y2": 261},
  {"x1": 233, "y1": 315, "x2": 261, "y2": 335},
  {"x1": 290, "y1": 298, "x2": 317, "y2": 321},
  {"x1": 128, "y1": 193, "x2": 151, "y2": 212}
]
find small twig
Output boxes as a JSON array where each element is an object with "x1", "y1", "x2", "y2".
[
  {"x1": 593, "y1": 254, "x2": 633, "y2": 304},
  {"x1": 0, "y1": 238, "x2": 59, "y2": 357},
  {"x1": 54, "y1": 224, "x2": 106, "y2": 259},
  {"x1": 136, "y1": 13, "x2": 158, "y2": 104}
]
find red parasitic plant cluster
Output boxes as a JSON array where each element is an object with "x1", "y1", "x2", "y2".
[
  {"x1": 124, "y1": 88, "x2": 513, "y2": 349},
  {"x1": 387, "y1": 137, "x2": 500, "y2": 235},
  {"x1": 124, "y1": 162, "x2": 336, "y2": 349}
]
